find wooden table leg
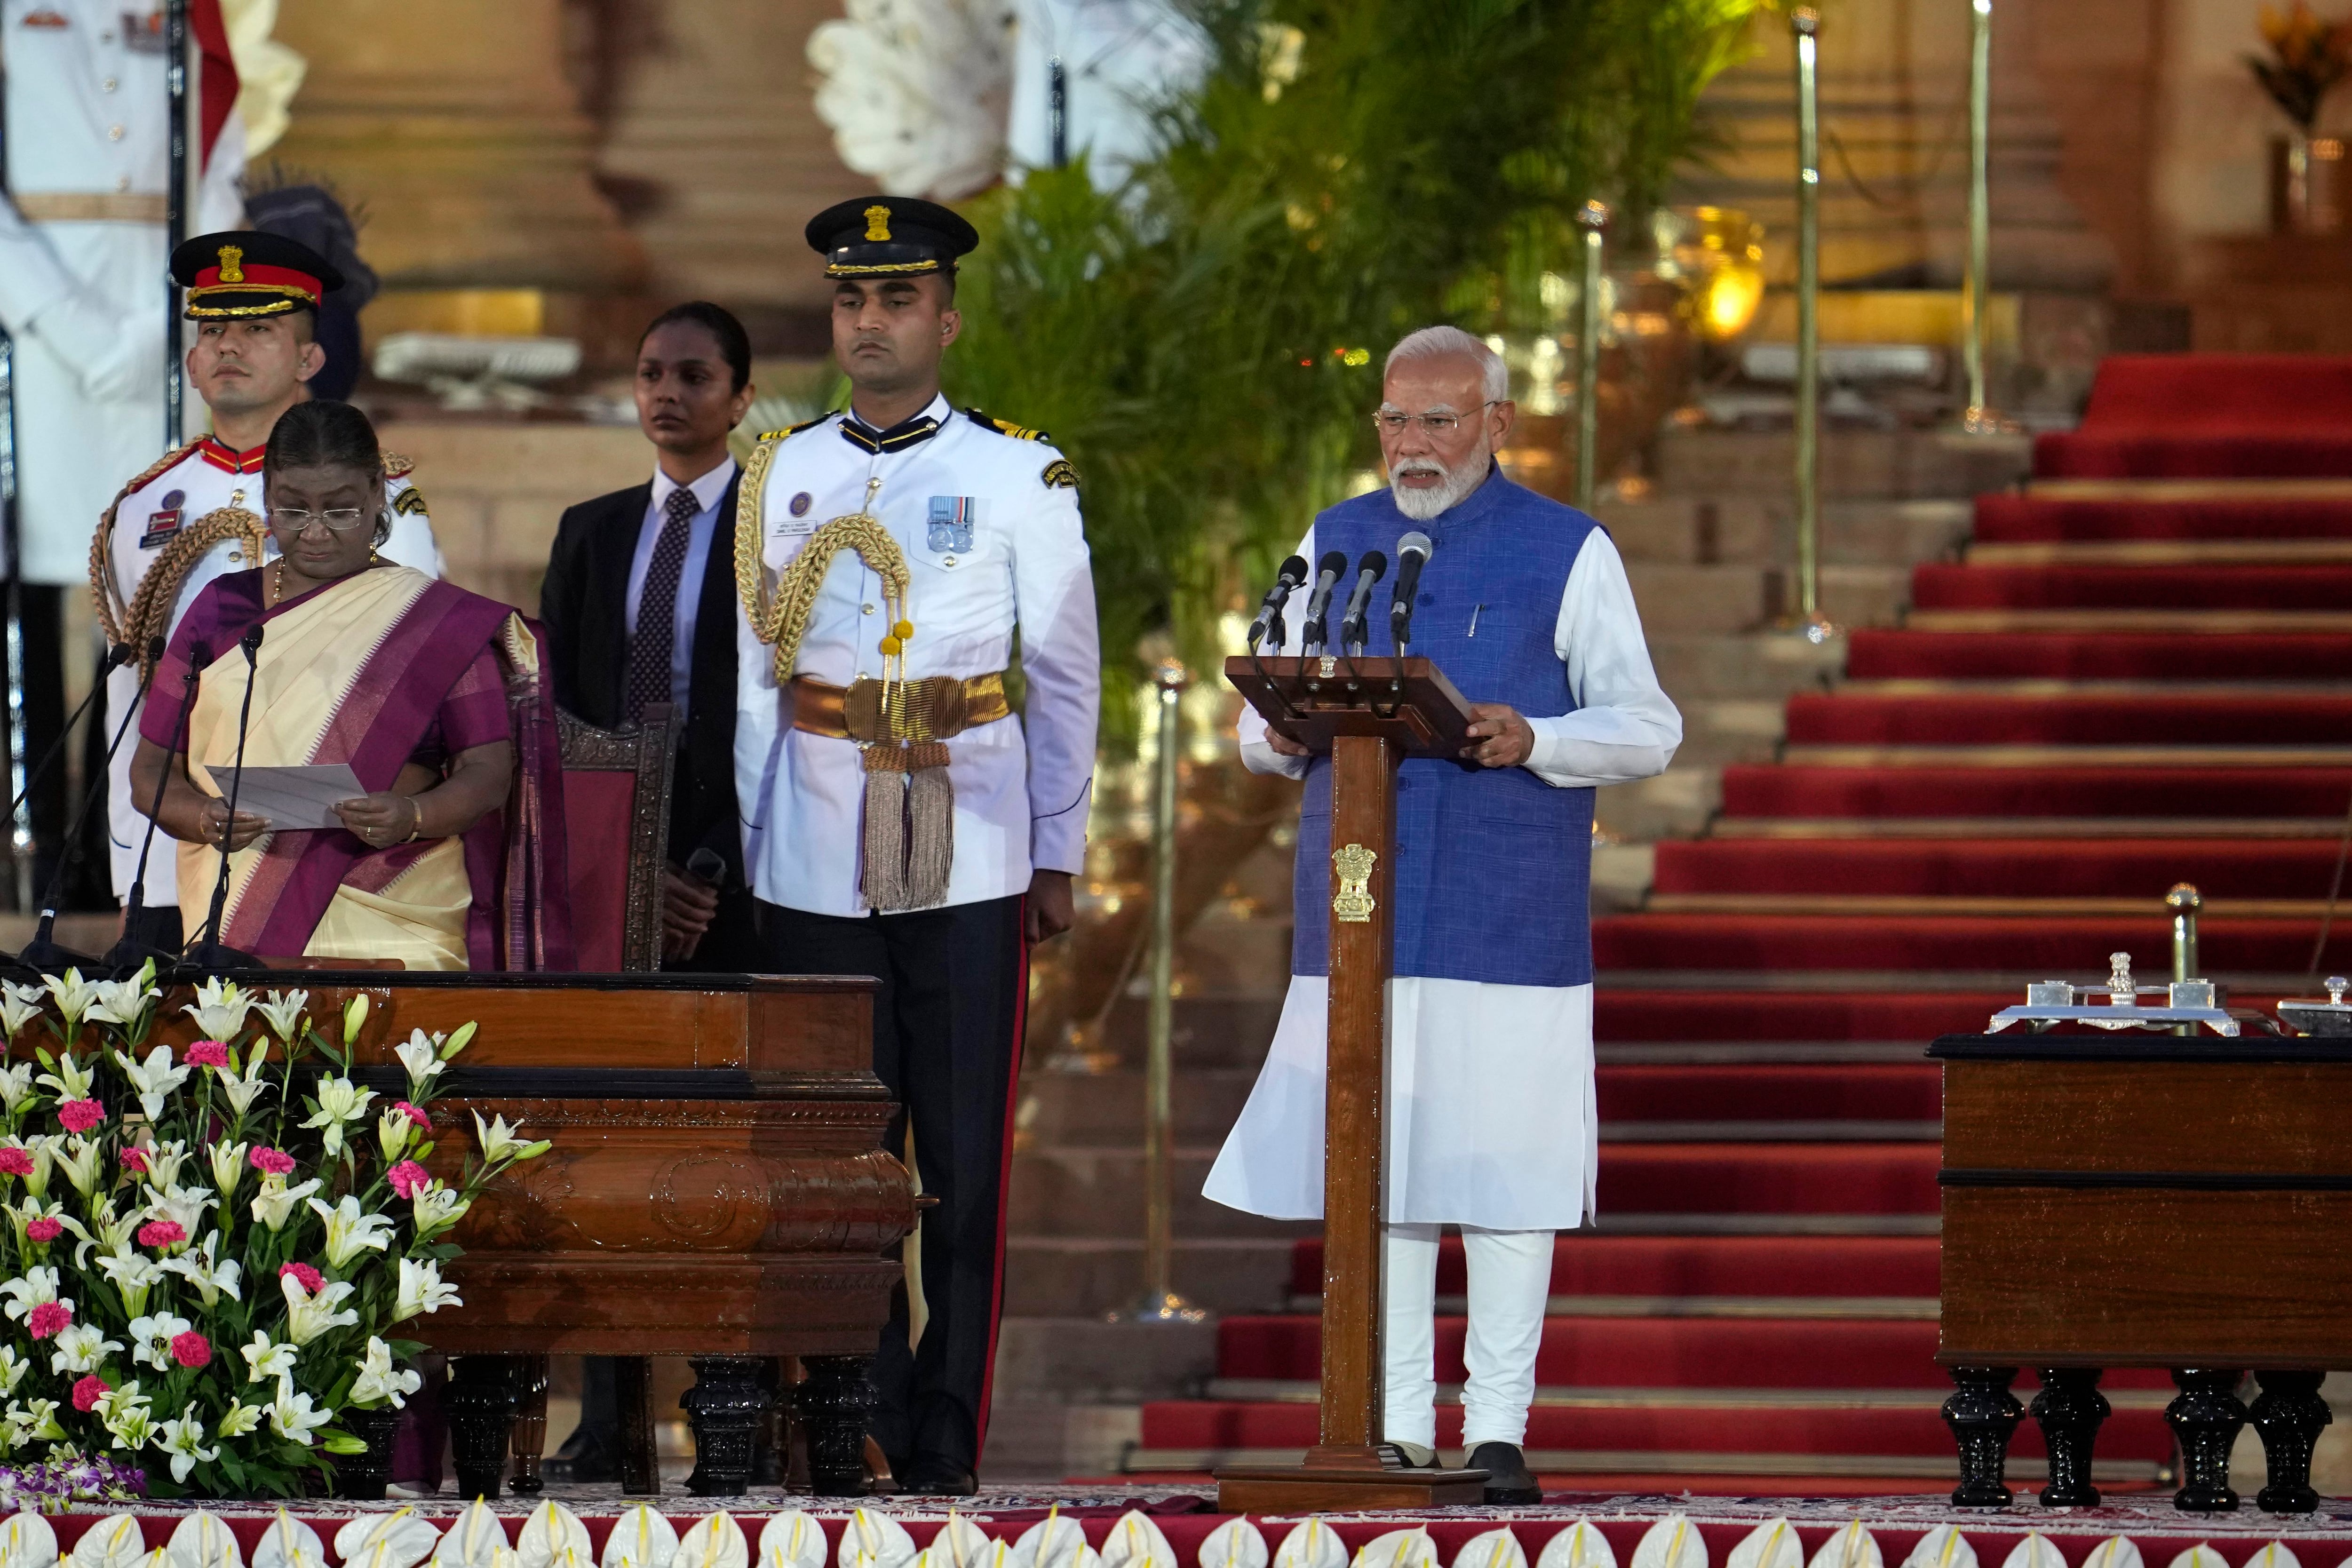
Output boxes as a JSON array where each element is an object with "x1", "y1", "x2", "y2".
[
  {"x1": 2168, "y1": 1367, "x2": 2249, "y2": 1512},
  {"x1": 2029, "y1": 1367, "x2": 2108, "y2": 1508},
  {"x1": 2251, "y1": 1369, "x2": 2331, "y2": 1513},
  {"x1": 681, "y1": 1356, "x2": 770, "y2": 1497},
  {"x1": 507, "y1": 1354, "x2": 549, "y2": 1496},
  {"x1": 1941, "y1": 1366, "x2": 2022, "y2": 1507},
  {"x1": 796, "y1": 1354, "x2": 874, "y2": 1498},
  {"x1": 445, "y1": 1355, "x2": 519, "y2": 1501},
  {"x1": 615, "y1": 1356, "x2": 659, "y2": 1496}
]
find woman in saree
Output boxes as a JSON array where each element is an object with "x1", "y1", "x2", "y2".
[{"x1": 126, "y1": 400, "x2": 572, "y2": 970}]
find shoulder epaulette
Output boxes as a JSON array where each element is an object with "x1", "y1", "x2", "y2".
[
  {"x1": 964, "y1": 407, "x2": 1053, "y2": 444},
  {"x1": 381, "y1": 452, "x2": 415, "y2": 479},
  {"x1": 88, "y1": 441, "x2": 201, "y2": 645},
  {"x1": 758, "y1": 416, "x2": 828, "y2": 442}
]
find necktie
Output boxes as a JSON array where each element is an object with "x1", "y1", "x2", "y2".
[{"x1": 626, "y1": 484, "x2": 699, "y2": 721}]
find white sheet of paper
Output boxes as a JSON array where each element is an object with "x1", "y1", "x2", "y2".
[{"x1": 215, "y1": 764, "x2": 369, "y2": 832}]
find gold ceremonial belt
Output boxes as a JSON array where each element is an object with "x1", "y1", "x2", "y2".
[
  {"x1": 792, "y1": 672, "x2": 1009, "y2": 742},
  {"x1": 16, "y1": 192, "x2": 166, "y2": 223}
]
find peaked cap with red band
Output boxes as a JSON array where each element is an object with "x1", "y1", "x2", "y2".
[{"x1": 170, "y1": 230, "x2": 345, "y2": 320}]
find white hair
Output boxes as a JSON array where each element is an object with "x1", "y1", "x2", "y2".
[{"x1": 1383, "y1": 325, "x2": 1509, "y2": 404}]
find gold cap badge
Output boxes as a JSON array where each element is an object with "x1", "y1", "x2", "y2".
[
  {"x1": 216, "y1": 245, "x2": 244, "y2": 283},
  {"x1": 863, "y1": 205, "x2": 892, "y2": 242}
]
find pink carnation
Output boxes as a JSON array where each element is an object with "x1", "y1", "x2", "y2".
[
  {"x1": 0, "y1": 1148, "x2": 32, "y2": 1178},
  {"x1": 26, "y1": 1302, "x2": 71, "y2": 1340},
  {"x1": 183, "y1": 1040, "x2": 230, "y2": 1069},
  {"x1": 393, "y1": 1102, "x2": 432, "y2": 1132},
  {"x1": 24, "y1": 1218, "x2": 60, "y2": 1244},
  {"x1": 387, "y1": 1160, "x2": 430, "y2": 1199},
  {"x1": 119, "y1": 1146, "x2": 150, "y2": 1174},
  {"x1": 249, "y1": 1147, "x2": 296, "y2": 1176},
  {"x1": 170, "y1": 1332, "x2": 211, "y2": 1369},
  {"x1": 278, "y1": 1261, "x2": 324, "y2": 1294},
  {"x1": 55, "y1": 1099, "x2": 103, "y2": 1134},
  {"x1": 69, "y1": 1375, "x2": 108, "y2": 1413},
  {"x1": 136, "y1": 1219, "x2": 184, "y2": 1250}
]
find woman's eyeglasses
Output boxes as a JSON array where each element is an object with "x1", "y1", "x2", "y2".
[{"x1": 267, "y1": 507, "x2": 369, "y2": 533}]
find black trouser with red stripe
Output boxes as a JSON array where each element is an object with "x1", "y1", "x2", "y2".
[{"x1": 755, "y1": 893, "x2": 1028, "y2": 1477}]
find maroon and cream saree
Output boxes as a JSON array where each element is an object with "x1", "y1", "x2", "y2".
[{"x1": 142, "y1": 564, "x2": 573, "y2": 970}]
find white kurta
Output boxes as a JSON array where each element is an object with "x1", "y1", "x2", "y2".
[
  {"x1": 0, "y1": 0, "x2": 244, "y2": 585},
  {"x1": 1201, "y1": 524, "x2": 1680, "y2": 1230}
]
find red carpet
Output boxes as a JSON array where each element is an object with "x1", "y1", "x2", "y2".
[{"x1": 1141, "y1": 357, "x2": 2352, "y2": 1493}]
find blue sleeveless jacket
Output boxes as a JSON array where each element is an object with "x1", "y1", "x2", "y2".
[{"x1": 1289, "y1": 470, "x2": 1598, "y2": 988}]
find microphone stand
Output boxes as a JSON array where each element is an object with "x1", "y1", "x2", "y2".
[
  {"x1": 106, "y1": 641, "x2": 207, "y2": 974},
  {"x1": 184, "y1": 625, "x2": 263, "y2": 974},
  {"x1": 23, "y1": 650, "x2": 159, "y2": 972},
  {"x1": 0, "y1": 643, "x2": 133, "y2": 855}
]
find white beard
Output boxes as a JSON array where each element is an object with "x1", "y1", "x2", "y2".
[{"x1": 1390, "y1": 455, "x2": 1486, "y2": 520}]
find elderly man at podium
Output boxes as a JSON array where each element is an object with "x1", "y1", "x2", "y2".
[{"x1": 1204, "y1": 325, "x2": 1682, "y2": 1504}]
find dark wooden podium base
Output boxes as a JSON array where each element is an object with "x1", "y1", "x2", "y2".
[{"x1": 1216, "y1": 1449, "x2": 1489, "y2": 1512}]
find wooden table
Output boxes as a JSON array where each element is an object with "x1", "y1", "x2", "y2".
[
  {"x1": 1934, "y1": 1032, "x2": 2350, "y2": 1513},
  {"x1": 147, "y1": 970, "x2": 914, "y2": 1499}
]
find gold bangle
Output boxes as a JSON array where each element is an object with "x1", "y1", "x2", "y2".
[{"x1": 404, "y1": 797, "x2": 423, "y2": 844}]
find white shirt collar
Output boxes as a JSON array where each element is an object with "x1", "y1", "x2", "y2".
[{"x1": 650, "y1": 455, "x2": 739, "y2": 516}]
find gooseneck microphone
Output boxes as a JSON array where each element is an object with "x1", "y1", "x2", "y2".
[
  {"x1": 1298, "y1": 550, "x2": 1349, "y2": 656},
  {"x1": 1246, "y1": 555, "x2": 1311, "y2": 652},
  {"x1": 190, "y1": 624, "x2": 265, "y2": 968},
  {"x1": 1339, "y1": 551, "x2": 1388, "y2": 657},
  {"x1": 25, "y1": 640, "x2": 164, "y2": 972},
  {"x1": 1389, "y1": 532, "x2": 1434, "y2": 651},
  {"x1": 1, "y1": 641, "x2": 134, "y2": 831},
  {"x1": 116, "y1": 638, "x2": 207, "y2": 970}
]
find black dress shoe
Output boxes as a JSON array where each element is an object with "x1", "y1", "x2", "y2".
[
  {"x1": 1466, "y1": 1441, "x2": 1542, "y2": 1505},
  {"x1": 898, "y1": 1459, "x2": 978, "y2": 1496}
]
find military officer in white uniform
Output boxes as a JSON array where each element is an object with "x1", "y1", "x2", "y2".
[
  {"x1": 734, "y1": 196, "x2": 1098, "y2": 1494},
  {"x1": 93, "y1": 231, "x2": 443, "y2": 951}
]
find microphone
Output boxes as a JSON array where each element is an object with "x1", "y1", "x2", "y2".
[
  {"x1": 118, "y1": 636, "x2": 203, "y2": 957},
  {"x1": 1389, "y1": 532, "x2": 1433, "y2": 650},
  {"x1": 190, "y1": 624, "x2": 264, "y2": 970},
  {"x1": 1339, "y1": 551, "x2": 1388, "y2": 657},
  {"x1": 1298, "y1": 550, "x2": 1349, "y2": 656},
  {"x1": 0, "y1": 641, "x2": 134, "y2": 832},
  {"x1": 1246, "y1": 555, "x2": 1310, "y2": 652},
  {"x1": 24, "y1": 644, "x2": 163, "y2": 972}
]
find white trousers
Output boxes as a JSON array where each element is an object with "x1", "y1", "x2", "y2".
[{"x1": 1383, "y1": 1223, "x2": 1553, "y2": 1449}]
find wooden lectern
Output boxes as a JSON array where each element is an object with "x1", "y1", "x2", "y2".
[{"x1": 1215, "y1": 653, "x2": 1490, "y2": 1511}]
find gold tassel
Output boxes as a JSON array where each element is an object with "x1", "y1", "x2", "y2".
[
  {"x1": 862, "y1": 744, "x2": 910, "y2": 911},
  {"x1": 903, "y1": 740, "x2": 954, "y2": 909}
]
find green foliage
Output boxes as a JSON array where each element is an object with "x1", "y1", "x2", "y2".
[{"x1": 940, "y1": 0, "x2": 1762, "y2": 742}]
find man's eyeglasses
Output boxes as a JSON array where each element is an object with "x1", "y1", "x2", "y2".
[
  {"x1": 1373, "y1": 402, "x2": 1499, "y2": 438},
  {"x1": 267, "y1": 506, "x2": 370, "y2": 533}
]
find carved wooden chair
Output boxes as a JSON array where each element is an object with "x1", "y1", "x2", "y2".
[{"x1": 557, "y1": 702, "x2": 676, "y2": 973}]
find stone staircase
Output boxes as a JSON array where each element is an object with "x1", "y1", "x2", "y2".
[{"x1": 979, "y1": 423, "x2": 2035, "y2": 1482}]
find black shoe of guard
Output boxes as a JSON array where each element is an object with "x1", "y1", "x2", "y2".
[{"x1": 1467, "y1": 1441, "x2": 1542, "y2": 1505}]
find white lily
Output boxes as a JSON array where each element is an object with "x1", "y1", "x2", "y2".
[
  {"x1": 35, "y1": 1052, "x2": 93, "y2": 1103},
  {"x1": 80, "y1": 1195, "x2": 140, "y2": 1264},
  {"x1": 376, "y1": 1108, "x2": 420, "y2": 1162},
  {"x1": 215, "y1": 1401, "x2": 263, "y2": 1438},
  {"x1": 266, "y1": 1384, "x2": 332, "y2": 1446},
  {"x1": 307, "y1": 1193, "x2": 395, "y2": 1268},
  {"x1": 239, "y1": 1329, "x2": 297, "y2": 1388},
  {"x1": 0, "y1": 1266, "x2": 61, "y2": 1320},
  {"x1": 112, "y1": 1045, "x2": 189, "y2": 1122},
  {"x1": 342, "y1": 992, "x2": 369, "y2": 1042},
  {"x1": 127, "y1": 1310, "x2": 193, "y2": 1371},
  {"x1": 0, "y1": 982, "x2": 44, "y2": 1043},
  {"x1": 147, "y1": 1180, "x2": 218, "y2": 1237},
  {"x1": 0, "y1": 1346, "x2": 26, "y2": 1396},
  {"x1": 349, "y1": 1336, "x2": 422, "y2": 1409},
  {"x1": 10, "y1": 1136, "x2": 51, "y2": 1201},
  {"x1": 472, "y1": 1110, "x2": 532, "y2": 1164},
  {"x1": 0, "y1": 1063, "x2": 31, "y2": 1115},
  {"x1": 156, "y1": 1413, "x2": 218, "y2": 1482},
  {"x1": 254, "y1": 989, "x2": 309, "y2": 1043},
  {"x1": 41, "y1": 970, "x2": 97, "y2": 1029},
  {"x1": 280, "y1": 1271, "x2": 359, "y2": 1345},
  {"x1": 87, "y1": 963, "x2": 156, "y2": 1028},
  {"x1": 394, "y1": 1255, "x2": 461, "y2": 1320},
  {"x1": 205, "y1": 1139, "x2": 247, "y2": 1203},
  {"x1": 411, "y1": 1181, "x2": 470, "y2": 1240},
  {"x1": 180, "y1": 976, "x2": 253, "y2": 1040},
  {"x1": 301, "y1": 1076, "x2": 376, "y2": 1158},
  {"x1": 95, "y1": 1379, "x2": 154, "y2": 1449},
  {"x1": 142, "y1": 1138, "x2": 191, "y2": 1194},
  {"x1": 96, "y1": 1252, "x2": 165, "y2": 1318},
  {"x1": 392, "y1": 1030, "x2": 446, "y2": 1099},
  {"x1": 48, "y1": 1321, "x2": 120, "y2": 1375},
  {"x1": 159, "y1": 1229, "x2": 241, "y2": 1307},
  {"x1": 216, "y1": 1050, "x2": 275, "y2": 1119},
  {"x1": 4, "y1": 1397, "x2": 63, "y2": 1447},
  {"x1": 249, "y1": 1174, "x2": 321, "y2": 1233},
  {"x1": 50, "y1": 1136, "x2": 102, "y2": 1197}
]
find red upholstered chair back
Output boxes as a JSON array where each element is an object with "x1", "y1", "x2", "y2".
[{"x1": 556, "y1": 703, "x2": 676, "y2": 972}]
